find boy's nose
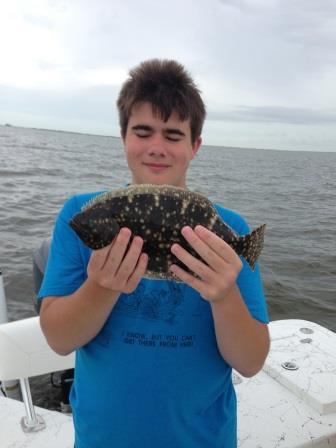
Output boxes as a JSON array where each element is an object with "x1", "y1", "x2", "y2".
[{"x1": 147, "y1": 135, "x2": 167, "y2": 156}]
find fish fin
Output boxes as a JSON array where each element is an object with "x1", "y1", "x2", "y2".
[
  {"x1": 235, "y1": 224, "x2": 266, "y2": 270},
  {"x1": 82, "y1": 184, "x2": 213, "y2": 211}
]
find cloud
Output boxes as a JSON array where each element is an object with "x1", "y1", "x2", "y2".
[
  {"x1": 0, "y1": 83, "x2": 120, "y2": 114},
  {"x1": 22, "y1": 13, "x2": 55, "y2": 29},
  {"x1": 0, "y1": 84, "x2": 120, "y2": 135},
  {"x1": 208, "y1": 106, "x2": 336, "y2": 125},
  {"x1": 0, "y1": 0, "x2": 335, "y2": 150}
]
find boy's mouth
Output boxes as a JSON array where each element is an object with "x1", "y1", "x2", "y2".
[{"x1": 144, "y1": 163, "x2": 170, "y2": 172}]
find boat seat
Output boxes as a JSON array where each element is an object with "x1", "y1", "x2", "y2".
[{"x1": 0, "y1": 317, "x2": 74, "y2": 382}]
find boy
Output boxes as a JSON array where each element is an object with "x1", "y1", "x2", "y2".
[{"x1": 39, "y1": 59, "x2": 269, "y2": 448}]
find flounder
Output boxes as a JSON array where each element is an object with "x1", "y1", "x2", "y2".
[{"x1": 70, "y1": 184, "x2": 266, "y2": 280}]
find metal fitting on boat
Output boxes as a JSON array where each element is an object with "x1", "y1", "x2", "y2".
[
  {"x1": 300, "y1": 327, "x2": 314, "y2": 334},
  {"x1": 300, "y1": 338, "x2": 313, "y2": 344},
  {"x1": 281, "y1": 361, "x2": 299, "y2": 371}
]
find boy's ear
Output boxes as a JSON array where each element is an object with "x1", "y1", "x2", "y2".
[{"x1": 192, "y1": 136, "x2": 202, "y2": 158}]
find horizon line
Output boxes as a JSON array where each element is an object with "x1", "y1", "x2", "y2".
[{"x1": 1, "y1": 123, "x2": 335, "y2": 154}]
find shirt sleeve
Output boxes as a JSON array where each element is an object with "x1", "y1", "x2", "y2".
[
  {"x1": 38, "y1": 196, "x2": 91, "y2": 299},
  {"x1": 214, "y1": 204, "x2": 269, "y2": 324}
]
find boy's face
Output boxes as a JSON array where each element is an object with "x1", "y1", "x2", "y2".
[{"x1": 122, "y1": 102, "x2": 201, "y2": 188}]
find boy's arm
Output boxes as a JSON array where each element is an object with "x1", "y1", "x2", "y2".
[
  {"x1": 170, "y1": 225, "x2": 270, "y2": 377},
  {"x1": 209, "y1": 286, "x2": 269, "y2": 377},
  {"x1": 40, "y1": 281, "x2": 120, "y2": 356},
  {"x1": 40, "y1": 228, "x2": 148, "y2": 355}
]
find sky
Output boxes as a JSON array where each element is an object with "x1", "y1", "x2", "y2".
[{"x1": 0, "y1": 0, "x2": 336, "y2": 151}]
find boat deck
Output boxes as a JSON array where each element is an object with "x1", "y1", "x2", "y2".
[
  {"x1": 0, "y1": 318, "x2": 335, "y2": 447},
  {"x1": 0, "y1": 395, "x2": 74, "y2": 447}
]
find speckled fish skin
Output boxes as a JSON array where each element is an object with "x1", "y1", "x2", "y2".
[{"x1": 69, "y1": 184, "x2": 266, "y2": 280}]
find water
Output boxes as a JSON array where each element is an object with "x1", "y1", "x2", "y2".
[{"x1": 1, "y1": 125, "x2": 335, "y2": 409}]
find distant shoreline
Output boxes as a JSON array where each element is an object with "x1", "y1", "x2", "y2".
[
  {"x1": 1, "y1": 123, "x2": 335, "y2": 153},
  {"x1": 0, "y1": 123, "x2": 118, "y2": 139}
]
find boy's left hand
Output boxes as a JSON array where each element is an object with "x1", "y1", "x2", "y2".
[{"x1": 170, "y1": 225, "x2": 243, "y2": 303}]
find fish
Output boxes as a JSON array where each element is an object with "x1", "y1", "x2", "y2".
[{"x1": 69, "y1": 184, "x2": 266, "y2": 280}]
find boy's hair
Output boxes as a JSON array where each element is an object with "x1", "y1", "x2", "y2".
[{"x1": 117, "y1": 59, "x2": 206, "y2": 144}]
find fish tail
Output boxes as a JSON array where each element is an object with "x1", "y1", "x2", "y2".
[{"x1": 234, "y1": 224, "x2": 266, "y2": 270}]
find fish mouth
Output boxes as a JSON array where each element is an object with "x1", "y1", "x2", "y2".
[
  {"x1": 69, "y1": 217, "x2": 81, "y2": 232},
  {"x1": 69, "y1": 217, "x2": 91, "y2": 241}
]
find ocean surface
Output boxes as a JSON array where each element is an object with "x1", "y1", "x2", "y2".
[{"x1": 1, "y1": 124, "x2": 335, "y2": 409}]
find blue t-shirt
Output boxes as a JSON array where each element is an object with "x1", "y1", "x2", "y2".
[{"x1": 39, "y1": 192, "x2": 268, "y2": 448}]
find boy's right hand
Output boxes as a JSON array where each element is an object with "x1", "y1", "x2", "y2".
[{"x1": 87, "y1": 227, "x2": 148, "y2": 295}]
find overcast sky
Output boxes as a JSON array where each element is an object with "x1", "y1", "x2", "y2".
[{"x1": 1, "y1": 0, "x2": 336, "y2": 151}]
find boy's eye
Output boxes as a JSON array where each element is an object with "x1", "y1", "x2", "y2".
[
  {"x1": 167, "y1": 137, "x2": 180, "y2": 142},
  {"x1": 135, "y1": 130, "x2": 151, "y2": 138},
  {"x1": 166, "y1": 134, "x2": 182, "y2": 142}
]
